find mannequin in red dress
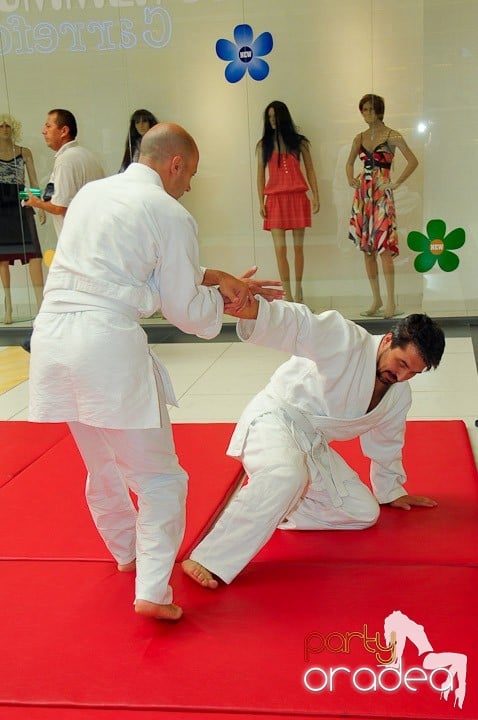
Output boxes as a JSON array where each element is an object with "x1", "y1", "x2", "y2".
[{"x1": 257, "y1": 101, "x2": 320, "y2": 303}]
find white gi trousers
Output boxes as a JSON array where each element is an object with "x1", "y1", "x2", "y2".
[
  {"x1": 191, "y1": 408, "x2": 379, "y2": 584},
  {"x1": 68, "y1": 417, "x2": 187, "y2": 606}
]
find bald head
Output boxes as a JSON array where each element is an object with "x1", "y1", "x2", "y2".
[
  {"x1": 140, "y1": 122, "x2": 198, "y2": 165},
  {"x1": 139, "y1": 122, "x2": 199, "y2": 199}
]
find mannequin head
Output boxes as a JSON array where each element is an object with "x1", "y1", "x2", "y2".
[
  {"x1": 260, "y1": 100, "x2": 307, "y2": 165},
  {"x1": 263, "y1": 100, "x2": 296, "y2": 138},
  {"x1": 0, "y1": 113, "x2": 21, "y2": 143},
  {"x1": 359, "y1": 94, "x2": 385, "y2": 121},
  {"x1": 128, "y1": 109, "x2": 158, "y2": 144},
  {"x1": 121, "y1": 109, "x2": 158, "y2": 170}
]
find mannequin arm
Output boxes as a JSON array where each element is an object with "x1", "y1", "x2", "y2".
[
  {"x1": 256, "y1": 142, "x2": 266, "y2": 218},
  {"x1": 301, "y1": 141, "x2": 320, "y2": 213},
  {"x1": 345, "y1": 134, "x2": 361, "y2": 189},
  {"x1": 388, "y1": 132, "x2": 418, "y2": 189}
]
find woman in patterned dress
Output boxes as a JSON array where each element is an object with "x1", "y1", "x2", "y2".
[
  {"x1": 257, "y1": 101, "x2": 320, "y2": 303},
  {"x1": 0, "y1": 114, "x2": 46, "y2": 324},
  {"x1": 346, "y1": 94, "x2": 418, "y2": 319}
]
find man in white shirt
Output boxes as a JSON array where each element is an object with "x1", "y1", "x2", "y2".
[
  {"x1": 182, "y1": 300, "x2": 445, "y2": 589},
  {"x1": 24, "y1": 109, "x2": 104, "y2": 237},
  {"x1": 29, "y1": 122, "x2": 282, "y2": 621}
]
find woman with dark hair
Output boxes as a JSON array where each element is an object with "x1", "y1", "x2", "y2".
[
  {"x1": 257, "y1": 101, "x2": 319, "y2": 302},
  {"x1": 119, "y1": 109, "x2": 158, "y2": 172},
  {"x1": 346, "y1": 93, "x2": 418, "y2": 319}
]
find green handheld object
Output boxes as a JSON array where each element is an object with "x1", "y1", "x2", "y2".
[{"x1": 19, "y1": 188, "x2": 42, "y2": 200}]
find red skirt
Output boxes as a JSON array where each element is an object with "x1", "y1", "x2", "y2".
[{"x1": 263, "y1": 191, "x2": 311, "y2": 230}]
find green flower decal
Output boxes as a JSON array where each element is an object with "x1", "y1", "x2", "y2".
[{"x1": 407, "y1": 219, "x2": 465, "y2": 273}]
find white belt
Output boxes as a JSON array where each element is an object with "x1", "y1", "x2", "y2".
[
  {"x1": 149, "y1": 349, "x2": 178, "y2": 408},
  {"x1": 265, "y1": 395, "x2": 348, "y2": 508}
]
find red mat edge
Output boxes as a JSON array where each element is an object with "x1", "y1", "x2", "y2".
[
  {"x1": 405, "y1": 418, "x2": 477, "y2": 471},
  {"x1": 0, "y1": 699, "x2": 425, "y2": 719},
  {"x1": 0, "y1": 700, "x2": 454, "y2": 720},
  {"x1": 0, "y1": 422, "x2": 71, "y2": 489}
]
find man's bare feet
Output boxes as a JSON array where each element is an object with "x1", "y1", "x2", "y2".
[
  {"x1": 181, "y1": 559, "x2": 219, "y2": 589},
  {"x1": 117, "y1": 559, "x2": 136, "y2": 572},
  {"x1": 135, "y1": 599, "x2": 183, "y2": 621}
]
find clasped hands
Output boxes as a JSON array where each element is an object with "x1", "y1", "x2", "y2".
[{"x1": 219, "y1": 266, "x2": 285, "y2": 319}]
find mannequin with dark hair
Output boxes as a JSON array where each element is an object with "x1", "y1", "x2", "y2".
[
  {"x1": 346, "y1": 93, "x2": 418, "y2": 319},
  {"x1": 119, "y1": 109, "x2": 158, "y2": 172},
  {"x1": 257, "y1": 101, "x2": 319, "y2": 303}
]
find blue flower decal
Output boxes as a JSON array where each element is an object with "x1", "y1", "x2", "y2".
[{"x1": 216, "y1": 24, "x2": 273, "y2": 83}]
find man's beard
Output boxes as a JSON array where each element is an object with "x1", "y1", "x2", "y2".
[
  {"x1": 376, "y1": 346, "x2": 398, "y2": 386},
  {"x1": 376, "y1": 368, "x2": 398, "y2": 386}
]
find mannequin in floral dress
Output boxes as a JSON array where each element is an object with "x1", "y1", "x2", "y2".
[{"x1": 346, "y1": 94, "x2": 418, "y2": 319}]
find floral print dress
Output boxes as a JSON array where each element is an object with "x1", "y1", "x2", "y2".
[{"x1": 349, "y1": 136, "x2": 398, "y2": 256}]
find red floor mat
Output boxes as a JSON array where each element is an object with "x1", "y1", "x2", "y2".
[
  {"x1": 0, "y1": 713, "x2": 345, "y2": 720},
  {"x1": 0, "y1": 420, "x2": 476, "y2": 720},
  {"x1": 0, "y1": 423, "x2": 243, "y2": 562},
  {"x1": 0, "y1": 559, "x2": 476, "y2": 719},
  {"x1": 174, "y1": 423, "x2": 244, "y2": 559},
  {"x1": 0, "y1": 421, "x2": 69, "y2": 488},
  {"x1": 0, "y1": 421, "x2": 476, "y2": 567},
  {"x1": 255, "y1": 419, "x2": 478, "y2": 567}
]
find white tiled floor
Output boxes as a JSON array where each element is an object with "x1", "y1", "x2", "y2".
[{"x1": 1, "y1": 334, "x2": 477, "y2": 464}]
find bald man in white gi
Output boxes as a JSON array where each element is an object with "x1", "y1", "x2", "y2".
[
  {"x1": 29, "y1": 123, "x2": 282, "y2": 621},
  {"x1": 182, "y1": 298, "x2": 445, "y2": 589}
]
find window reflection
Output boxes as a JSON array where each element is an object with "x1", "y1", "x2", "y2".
[{"x1": 0, "y1": 0, "x2": 475, "y2": 332}]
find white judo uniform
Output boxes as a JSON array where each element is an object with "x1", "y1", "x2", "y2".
[
  {"x1": 29, "y1": 163, "x2": 224, "y2": 605},
  {"x1": 191, "y1": 299, "x2": 411, "y2": 584}
]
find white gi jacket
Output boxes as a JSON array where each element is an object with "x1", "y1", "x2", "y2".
[
  {"x1": 228, "y1": 300, "x2": 411, "y2": 504},
  {"x1": 29, "y1": 164, "x2": 224, "y2": 429}
]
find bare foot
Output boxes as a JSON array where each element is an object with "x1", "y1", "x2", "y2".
[
  {"x1": 135, "y1": 599, "x2": 183, "y2": 621},
  {"x1": 117, "y1": 559, "x2": 136, "y2": 572},
  {"x1": 182, "y1": 559, "x2": 219, "y2": 589}
]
